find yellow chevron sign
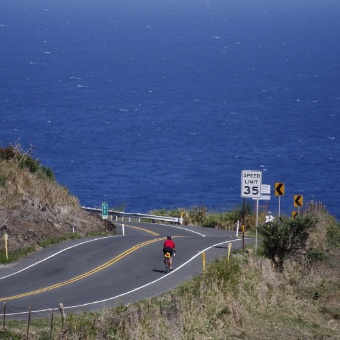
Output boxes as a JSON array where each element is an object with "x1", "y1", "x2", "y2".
[
  {"x1": 294, "y1": 195, "x2": 303, "y2": 207},
  {"x1": 292, "y1": 211, "x2": 298, "y2": 219},
  {"x1": 275, "y1": 183, "x2": 285, "y2": 196}
]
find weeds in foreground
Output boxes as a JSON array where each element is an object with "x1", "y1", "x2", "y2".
[
  {"x1": 0, "y1": 246, "x2": 36, "y2": 264},
  {"x1": 37, "y1": 233, "x2": 82, "y2": 248}
]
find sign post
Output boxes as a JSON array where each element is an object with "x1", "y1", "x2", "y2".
[
  {"x1": 241, "y1": 170, "x2": 262, "y2": 252},
  {"x1": 275, "y1": 183, "x2": 285, "y2": 216}
]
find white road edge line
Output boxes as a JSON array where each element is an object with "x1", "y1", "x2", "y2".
[
  {"x1": 0, "y1": 236, "x2": 116, "y2": 280},
  {"x1": 160, "y1": 224, "x2": 207, "y2": 237},
  {"x1": 1, "y1": 238, "x2": 241, "y2": 316}
]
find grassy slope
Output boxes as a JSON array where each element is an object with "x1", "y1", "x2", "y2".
[{"x1": 0, "y1": 156, "x2": 104, "y2": 257}]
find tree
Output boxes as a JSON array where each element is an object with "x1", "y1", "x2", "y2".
[{"x1": 258, "y1": 215, "x2": 317, "y2": 270}]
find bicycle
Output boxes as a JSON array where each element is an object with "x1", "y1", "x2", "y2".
[{"x1": 164, "y1": 252, "x2": 171, "y2": 273}]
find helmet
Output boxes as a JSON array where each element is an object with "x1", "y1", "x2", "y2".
[{"x1": 167, "y1": 236, "x2": 172, "y2": 240}]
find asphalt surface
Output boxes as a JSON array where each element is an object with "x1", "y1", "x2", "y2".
[{"x1": 0, "y1": 222, "x2": 252, "y2": 319}]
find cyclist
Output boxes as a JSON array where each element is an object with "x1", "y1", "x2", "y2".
[{"x1": 163, "y1": 236, "x2": 176, "y2": 270}]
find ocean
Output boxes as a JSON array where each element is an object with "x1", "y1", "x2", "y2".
[{"x1": 1, "y1": 0, "x2": 339, "y2": 220}]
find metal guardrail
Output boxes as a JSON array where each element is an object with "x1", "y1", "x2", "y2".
[{"x1": 81, "y1": 206, "x2": 183, "y2": 225}]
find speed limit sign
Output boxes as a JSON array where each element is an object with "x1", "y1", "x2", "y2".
[{"x1": 241, "y1": 170, "x2": 262, "y2": 198}]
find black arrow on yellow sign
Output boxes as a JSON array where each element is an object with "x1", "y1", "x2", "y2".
[
  {"x1": 294, "y1": 195, "x2": 303, "y2": 207},
  {"x1": 275, "y1": 183, "x2": 285, "y2": 196},
  {"x1": 292, "y1": 211, "x2": 298, "y2": 219}
]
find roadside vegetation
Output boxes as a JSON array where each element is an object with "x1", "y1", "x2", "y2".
[
  {"x1": 151, "y1": 203, "x2": 257, "y2": 229},
  {"x1": 0, "y1": 144, "x2": 339, "y2": 339}
]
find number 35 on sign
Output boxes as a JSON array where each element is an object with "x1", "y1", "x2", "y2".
[{"x1": 241, "y1": 170, "x2": 262, "y2": 198}]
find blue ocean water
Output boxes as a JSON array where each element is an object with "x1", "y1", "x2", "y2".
[{"x1": 1, "y1": 0, "x2": 340, "y2": 220}]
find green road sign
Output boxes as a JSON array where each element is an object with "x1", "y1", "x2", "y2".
[{"x1": 102, "y1": 202, "x2": 108, "y2": 219}]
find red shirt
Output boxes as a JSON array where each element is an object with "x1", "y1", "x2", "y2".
[{"x1": 163, "y1": 239, "x2": 175, "y2": 249}]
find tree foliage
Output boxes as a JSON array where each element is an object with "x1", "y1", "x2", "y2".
[{"x1": 258, "y1": 215, "x2": 317, "y2": 270}]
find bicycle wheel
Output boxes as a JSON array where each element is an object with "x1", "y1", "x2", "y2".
[{"x1": 164, "y1": 254, "x2": 170, "y2": 273}]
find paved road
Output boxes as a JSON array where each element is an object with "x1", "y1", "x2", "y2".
[{"x1": 0, "y1": 222, "x2": 252, "y2": 319}]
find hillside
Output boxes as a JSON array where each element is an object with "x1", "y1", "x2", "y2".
[{"x1": 0, "y1": 146, "x2": 104, "y2": 254}]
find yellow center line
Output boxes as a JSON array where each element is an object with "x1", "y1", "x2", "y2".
[
  {"x1": 0, "y1": 237, "x2": 165, "y2": 302},
  {"x1": 127, "y1": 225, "x2": 159, "y2": 236}
]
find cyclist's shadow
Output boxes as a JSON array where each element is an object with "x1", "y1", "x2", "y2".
[{"x1": 152, "y1": 269, "x2": 167, "y2": 274}]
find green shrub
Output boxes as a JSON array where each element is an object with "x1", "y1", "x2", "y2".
[
  {"x1": 232, "y1": 202, "x2": 252, "y2": 220},
  {"x1": 18, "y1": 154, "x2": 40, "y2": 173},
  {"x1": 178, "y1": 257, "x2": 242, "y2": 299},
  {"x1": 189, "y1": 205, "x2": 207, "y2": 225},
  {"x1": 308, "y1": 249, "x2": 328, "y2": 262},
  {"x1": 40, "y1": 165, "x2": 55, "y2": 181},
  {"x1": 208, "y1": 257, "x2": 242, "y2": 287},
  {"x1": 258, "y1": 215, "x2": 317, "y2": 270},
  {"x1": 150, "y1": 208, "x2": 182, "y2": 217},
  {"x1": 0, "y1": 146, "x2": 18, "y2": 160},
  {"x1": 202, "y1": 214, "x2": 220, "y2": 228},
  {"x1": 18, "y1": 154, "x2": 55, "y2": 181}
]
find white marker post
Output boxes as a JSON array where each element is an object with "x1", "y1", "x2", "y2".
[{"x1": 4, "y1": 233, "x2": 8, "y2": 259}]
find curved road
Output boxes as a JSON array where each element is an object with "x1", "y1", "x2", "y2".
[{"x1": 0, "y1": 222, "x2": 252, "y2": 319}]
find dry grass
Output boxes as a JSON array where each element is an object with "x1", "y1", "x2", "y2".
[
  {"x1": 98, "y1": 255, "x2": 338, "y2": 340},
  {"x1": 0, "y1": 161, "x2": 78, "y2": 208},
  {"x1": 0, "y1": 159, "x2": 103, "y2": 253}
]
